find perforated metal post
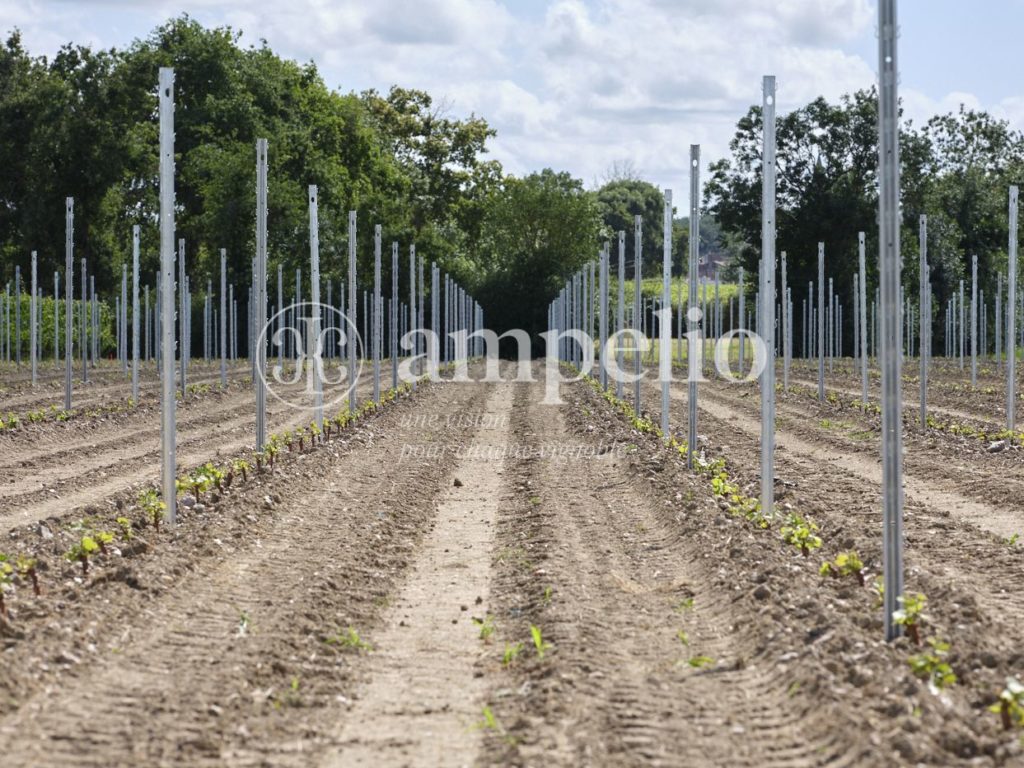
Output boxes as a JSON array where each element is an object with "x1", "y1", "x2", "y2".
[
  {"x1": 781, "y1": 251, "x2": 788, "y2": 390},
  {"x1": 410, "y1": 245, "x2": 417, "y2": 389},
  {"x1": 14, "y1": 266, "x2": 20, "y2": 366},
  {"x1": 760, "y1": 77, "x2": 777, "y2": 516},
  {"x1": 959, "y1": 280, "x2": 965, "y2": 370},
  {"x1": 818, "y1": 243, "x2": 825, "y2": 401},
  {"x1": 971, "y1": 254, "x2": 978, "y2": 388},
  {"x1": 373, "y1": 225, "x2": 381, "y2": 402},
  {"x1": 53, "y1": 272, "x2": 59, "y2": 367},
  {"x1": 80, "y1": 259, "x2": 87, "y2": 382},
  {"x1": 634, "y1": 215, "x2": 642, "y2": 411},
  {"x1": 687, "y1": 146, "x2": 700, "y2": 466},
  {"x1": 859, "y1": 233, "x2": 868, "y2": 408},
  {"x1": 30, "y1": 252, "x2": 36, "y2": 385},
  {"x1": 158, "y1": 68, "x2": 177, "y2": 524},
  {"x1": 1009, "y1": 186, "x2": 1018, "y2": 431},
  {"x1": 392, "y1": 242, "x2": 399, "y2": 390},
  {"x1": 178, "y1": 238, "x2": 186, "y2": 396},
  {"x1": 600, "y1": 244, "x2": 609, "y2": 390},
  {"x1": 348, "y1": 211, "x2": 358, "y2": 413},
  {"x1": 131, "y1": 225, "x2": 140, "y2": 402},
  {"x1": 220, "y1": 250, "x2": 227, "y2": 386},
  {"x1": 255, "y1": 139, "x2": 269, "y2": 449},
  {"x1": 617, "y1": 231, "x2": 625, "y2": 398},
  {"x1": 309, "y1": 185, "x2": 322, "y2": 427},
  {"x1": 739, "y1": 268, "x2": 746, "y2": 376},
  {"x1": 878, "y1": 0, "x2": 904, "y2": 641},
  {"x1": 660, "y1": 190, "x2": 672, "y2": 438}
]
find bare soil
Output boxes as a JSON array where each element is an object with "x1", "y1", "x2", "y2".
[{"x1": 1, "y1": 359, "x2": 1023, "y2": 766}]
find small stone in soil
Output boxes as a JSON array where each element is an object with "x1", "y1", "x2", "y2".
[{"x1": 453, "y1": 477, "x2": 463, "y2": 487}]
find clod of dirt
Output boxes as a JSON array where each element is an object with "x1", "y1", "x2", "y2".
[
  {"x1": 987, "y1": 440, "x2": 1007, "y2": 453},
  {"x1": 453, "y1": 478, "x2": 463, "y2": 487},
  {"x1": 753, "y1": 585, "x2": 771, "y2": 601}
]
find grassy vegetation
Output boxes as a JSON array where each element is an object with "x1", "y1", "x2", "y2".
[{"x1": 610, "y1": 278, "x2": 740, "y2": 310}]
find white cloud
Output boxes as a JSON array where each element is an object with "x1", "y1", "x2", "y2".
[{"x1": 4, "y1": 0, "x2": 1017, "y2": 196}]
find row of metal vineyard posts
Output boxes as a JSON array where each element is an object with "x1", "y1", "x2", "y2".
[
  {"x1": 0, "y1": 237, "x2": 481, "y2": 400},
  {"x1": 1, "y1": 67, "x2": 484, "y2": 525},
  {"x1": 162, "y1": 72, "x2": 484, "y2": 520},
  {"x1": 545, "y1": 0, "x2": 1017, "y2": 642}
]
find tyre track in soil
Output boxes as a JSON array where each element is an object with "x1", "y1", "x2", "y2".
[
  {"x1": 653, "y1": 379, "x2": 1024, "y2": 669},
  {"x1": 491, "y1": 375, "x2": 867, "y2": 768},
  {"x1": 0, "y1": 379, "x2": 376, "y2": 536},
  {"x1": 0, "y1": 378, "x2": 490, "y2": 768},
  {"x1": 322, "y1": 380, "x2": 513, "y2": 767}
]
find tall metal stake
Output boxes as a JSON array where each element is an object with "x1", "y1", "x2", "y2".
[
  {"x1": 781, "y1": 250, "x2": 788, "y2": 390},
  {"x1": 687, "y1": 147, "x2": 701, "y2": 465},
  {"x1": 971, "y1": 254, "x2": 978, "y2": 388},
  {"x1": 255, "y1": 139, "x2": 269, "y2": 449},
  {"x1": 760, "y1": 76, "x2": 777, "y2": 515},
  {"x1": 919, "y1": 216, "x2": 927, "y2": 427},
  {"x1": 818, "y1": 243, "x2": 825, "y2": 401},
  {"x1": 373, "y1": 225, "x2": 382, "y2": 402},
  {"x1": 309, "y1": 185, "x2": 322, "y2": 427},
  {"x1": 1009, "y1": 186, "x2": 1018, "y2": 431},
  {"x1": 392, "y1": 242, "x2": 399, "y2": 390},
  {"x1": 859, "y1": 233, "x2": 868, "y2": 408},
  {"x1": 131, "y1": 225, "x2": 140, "y2": 402},
  {"x1": 158, "y1": 68, "x2": 177, "y2": 524},
  {"x1": 64, "y1": 198, "x2": 74, "y2": 410},
  {"x1": 661, "y1": 191, "x2": 672, "y2": 437},
  {"x1": 30, "y1": 252, "x2": 37, "y2": 385},
  {"x1": 220, "y1": 250, "x2": 227, "y2": 386},
  {"x1": 616, "y1": 231, "x2": 625, "y2": 398},
  {"x1": 878, "y1": 0, "x2": 904, "y2": 641},
  {"x1": 634, "y1": 216, "x2": 642, "y2": 411},
  {"x1": 348, "y1": 212, "x2": 357, "y2": 413}
]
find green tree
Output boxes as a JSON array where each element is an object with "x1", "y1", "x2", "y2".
[{"x1": 474, "y1": 169, "x2": 601, "y2": 351}]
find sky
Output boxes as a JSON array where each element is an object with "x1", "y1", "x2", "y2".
[{"x1": 3, "y1": 0, "x2": 1023, "y2": 191}]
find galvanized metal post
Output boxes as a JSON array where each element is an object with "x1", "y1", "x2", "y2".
[
  {"x1": 373, "y1": 225, "x2": 381, "y2": 402},
  {"x1": 600, "y1": 246, "x2": 609, "y2": 390},
  {"x1": 760, "y1": 77, "x2": 777, "y2": 515},
  {"x1": 818, "y1": 243, "x2": 825, "y2": 401},
  {"x1": 309, "y1": 185, "x2": 322, "y2": 427},
  {"x1": 132, "y1": 225, "x2": 140, "y2": 403},
  {"x1": 348, "y1": 212, "x2": 358, "y2": 412},
  {"x1": 409, "y1": 245, "x2": 417, "y2": 389},
  {"x1": 30, "y1": 252, "x2": 36, "y2": 384},
  {"x1": 859, "y1": 232, "x2": 868, "y2": 408},
  {"x1": 158, "y1": 68, "x2": 177, "y2": 524},
  {"x1": 971, "y1": 254, "x2": 978, "y2": 388},
  {"x1": 687, "y1": 146, "x2": 701, "y2": 465},
  {"x1": 255, "y1": 139, "x2": 269, "y2": 449},
  {"x1": 634, "y1": 215, "x2": 642, "y2": 411},
  {"x1": 617, "y1": 231, "x2": 625, "y2": 398},
  {"x1": 220, "y1": 250, "x2": 227, "y2": 386},
  {"x1": 391, "y1": 242, "x2": 399, "y2": 390},
  {"x1": 878, "y1": 0, "x2": 904, "y2": 641},
  {"x1": 53, "y1": 272, "x2": 59, "y2": 367},
  {"x1": 1009, "y1": 186, "x2": 1018, "y2": 431},
  {"x1": 80, "y1": 258, "x2": 87, "y2": 382},
  {"x1": 14, "y1": 265, "x2": 20, "y2": 366},
  {"x1": 959, "y1": 279, "x2": 965, "y2": 370},
  {"x1": 781, "y1": 251, "x2": 788, "y2": 390},
  {"x1": 660, "y1": 190, "x2": 672, "y2": 437},
  {"x1": 121, "y1": 264, "x2": 128, "y2": 374}
]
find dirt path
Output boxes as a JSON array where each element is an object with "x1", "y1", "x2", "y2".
[
  {"x1": 0, "y1": 379, "x2": 489, "y2": 767},
  {"x1": 323, "y1": 382, "x2": 512, "y2": 766},
  {"x1": 482, "y1": 374, "x2": 868, "y2": 767}
]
